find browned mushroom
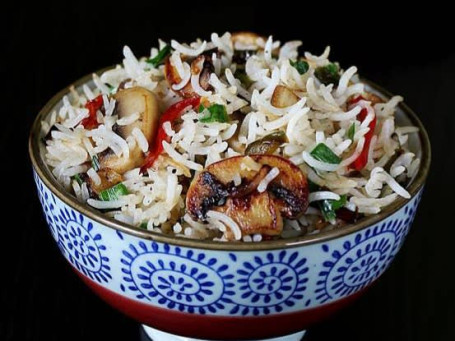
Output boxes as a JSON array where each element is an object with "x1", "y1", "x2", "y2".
[
  {"x1": 87, "y1": 168, "x2": 123, "y2": 195},
  {"x1": 114, "y1": 87, "x2": 159, "y2": 142},
  {"x1": 186, "y1": 155, "x2": 309, "y2": 239},
  {"x1": 231, "y1": 32, "x2": 266, "y2": 47},
  {"x1": 98, "y1": 87, "x2": 159, "y2": 174},
  {"x1": 271, "y1": 85, "x2": 299, "y2": 108},
  {"x1": 165, "y1": 54, "x2": 214, "y2": 98},
  {"x1": 363, "y1": 92, "x2": 384, "y2": 105},
  {"x1": 98, "y1": 146, "x2": 144, "y2": 175},
  {"x1": 220, "y1": 192, "x2": 283, "y2": 239}
]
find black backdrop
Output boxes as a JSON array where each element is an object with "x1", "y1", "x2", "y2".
[{"x1": 1, "y1": 3, "x2": 454, "y2": 340}]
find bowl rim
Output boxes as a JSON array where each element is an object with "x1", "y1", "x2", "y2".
[{"x1": 29, "y1": 69, "x2": 431, "y2": 251}]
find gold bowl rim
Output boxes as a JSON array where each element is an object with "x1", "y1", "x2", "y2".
[{"x1": 29, "y1": 69, "x2": 431, "y2": 251}]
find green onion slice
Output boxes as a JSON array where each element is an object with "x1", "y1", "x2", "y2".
[
  {"x1": 319, "y1": 195, "x2": 347, "y2": 222},
  {"x1": 99, "y1": 183, "x2": 129, "y2": 201},
  {"x1": 92, "y1": 155, "x2": 100, "y2": 171},
  {"x1": 147, "y1": 45, "x2": 172, "y2": 67},
  {"x1": 72, "y1": 174, "x2": 83, "y2": 185},
  {"x1": 347, "y1": 123, "x2": 356, "y2": 140},
  {"x1": 310, "y1": 143, "x2": 341, "y2": 164}
]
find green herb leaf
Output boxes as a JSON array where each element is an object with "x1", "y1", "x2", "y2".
[
  {"x1": 198, "y1": 104, "x2": 205, "y2": 113},
  {"x1": 290, "y1": 60, "x2": 309, "y2": 75},
  {"x1": 319, "y1": 195, "x2": 347, "y2": 222},
  {"x1": 72, "y1": 174, "x2": 83, "y2": 185},
  {"x1": 331, "y1": 194, "x2": 347, "y2": 210},
  {"x1": 308, "y1": 179, "x2": 320, "y2": 192},
  {"x1": 234, "y1": 69, "x2": 254, "y2": 88},
  {"x1": 99, "y1": 183, "x2": 129, "y2": 201},
  {"x1": 347, "y1": 123, "x2": 356, "y2": 141},
  {"x1": 310, "y1": 143, "x2": 341, "y2": 164},
  {"x1": 146, "y1": 45, "x2": 172, "y2": 67},
  {"x1": 200, "y1": 104, "x2": 229, "y2": 123},
  {"x1": 314, "y1": 63, "x2": 340, "y2": 85},
  {"x1": 92, "y1": 155, "x2": 100, "y2": 171},
  {"x1": 140, "y1": 222, "x2": 148, "y2": 229}
]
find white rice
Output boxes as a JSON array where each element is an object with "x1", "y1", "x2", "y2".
[
  {"x1": 309, "y1": 191, "x2": 341, "y2": 202},
  {"x1": 207, "y1": 210, "x2": 242, "y2": 240},
  {"x1": 42, "y1": 31, "x2": 420, "y2": 242},
  {"x1": 302, "y1": 151, "x2": 340, "y2": 172},
  {"x1": 87, "y1": 198, "x2": 126, "y2": 209},
  {"x1": 117, "y1": 112, "x2": 140, "y2": 126},
  {"x1": 171, "y1": 40, "x2": 207, "y2": 56},
  {"x1": 257, "y1": 167, "x2": 280, "y2": 193},
  {"x1": 132, "y1": 127, "x2": 149, "y2": 153},
  {"x1": 87, "y1": 168, "x2": 101, "y2": 186}
]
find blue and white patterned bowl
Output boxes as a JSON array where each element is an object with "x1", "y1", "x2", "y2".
[{"x1": 29, "y1": 74, "x2": 431, "y2": 341}]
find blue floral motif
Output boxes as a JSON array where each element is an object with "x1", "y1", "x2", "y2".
[
  {"x1": 56, "y1": 209, "x2": 112, "y2": 283},
  {"x1": 401, "y1": 189, "x2": 423, "y2": 245},
  {"x1": 33, "y1": 172, "x2": 111, "y2": 284},
  {"x1": 34, "y1": 172, "x2": 61, "y2": 244},
  {"x1": 120, "y1": 242, "x2": 235, "y2": 314},
  {"x1": 231, "y1": 250, "x2": 309, "y2": 315},
  {"x1": 315, "y1": 213, "x2": 416, "y2": 303}
]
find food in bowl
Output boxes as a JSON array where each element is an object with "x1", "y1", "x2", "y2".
[{"x1": 41, "y1": 32, "x2": 420, "y2": 242}]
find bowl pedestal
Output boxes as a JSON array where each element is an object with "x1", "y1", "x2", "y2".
[{"x1": 142, "y1": 325, "x2": 306, "y2": 341}]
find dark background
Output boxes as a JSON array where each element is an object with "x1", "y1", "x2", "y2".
[{"x1": 1, "y1": 3, "x2": 454, "y2": 340}]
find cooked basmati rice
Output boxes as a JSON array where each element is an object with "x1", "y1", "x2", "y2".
[
  {"x1": 42, "y1": 31, "x2": 420, "y2": 242},
  {"x1": 257, "y1": 167, "x2": 280, "y2": 193}
]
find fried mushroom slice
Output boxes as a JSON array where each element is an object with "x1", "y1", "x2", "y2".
[
  {"x1": 99, "y1": 87, "x2": 159, "y2": 174},
  {"x1": 98, "y1": 146, "x2": 144, "y2": 175},
  {"x1": 231, "y1": 31, "x2": 266, "y2": 50},
  {"x1": 114, "y1": 86, "x2": 159, "y2": 142},
  {"x1": 165, "y1": 55, "x2": 214, "y2": 98},
  {"x1": 87, "y1": 168, "x2": 123, "y2": 195},
  {"x1": 186, "y1": 155, "x2": 309, "y2": 239},
  {"x1": 363, "y1": 92, "x2": 384, "y2": 105},
  {"x1": 217, "y1": 192, "x2": 283, "y2": 239},
  {"x1": 271, "y1": 85, "x2": 299, "y2": 108}
]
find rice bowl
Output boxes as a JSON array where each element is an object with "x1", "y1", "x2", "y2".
[{"x1": 39, "y1": 32, "x2": 423, "y2": 243}]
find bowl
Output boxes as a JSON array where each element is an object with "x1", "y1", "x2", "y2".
[{"x1": 29, "y1": 71, "x2": 431, "y2": 341}]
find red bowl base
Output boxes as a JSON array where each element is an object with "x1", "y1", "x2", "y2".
[{"x1": 76, "y1": 270, "x2": 367, "y2": 340}]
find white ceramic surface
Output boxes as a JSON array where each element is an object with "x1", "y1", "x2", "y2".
[{"x1": 142, "y1": 325, "x2": 306, "y2": 341}]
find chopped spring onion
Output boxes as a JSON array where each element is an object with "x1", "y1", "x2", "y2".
[
  {"x1": 309, "y1": 179, "x2": 347, "y2": 223},
  {"x1": 99, "y1": 183, "x2": 129, "y2": 201},
  {"x1": 106, "y1": 83, "x2": 116, "y2": 94},
  {"x1": 347, "y1": 123, "x2": 356, "y2": 141},
  {"x1": 72, "y1": 174, "x2": 83, "y2": 185},
  {"x1": 147, "y1": 45, "x2": 172, "y2": 67},
  {"x1": 310, "y1": 143, "x2": 341, "y2": 164},
  {"x1": 92, "y1": 155, "x2": 100, "y2": 171},
  {"x1": 199, "y1": 104, "x2": 229, "y2": 123},
  {"x1": 319, "y1": 195, "x2": 347, "y2": 223},
  {"x1": 290, "y1": 60, "x2": 309, "y2": 75},
  {"x1": 315, "y1": 63, "x2": 340, "y2": 85},
  {"x1": 140, "y1": 222, "x2": 148, "y2": 229}
]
